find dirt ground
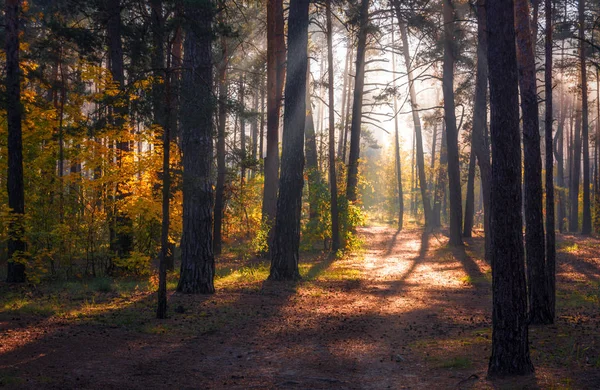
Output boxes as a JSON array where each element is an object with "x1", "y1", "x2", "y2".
[{"x1": 1, "y1": 226, "x2": 599, "y2": 389}]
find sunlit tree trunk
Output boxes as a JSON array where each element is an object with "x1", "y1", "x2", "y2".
[
  {"x1": 471, "y1": 0, "x2": 491, "y2": 261},
  {"x1": 570, "y1": 95, "x2": 581, "y2": 232},
  {"x1": 487, "y1": 0, "x2": 533, "y2": 376},
  {"x1": 391, "y1": 29, "x2": 404, "y2": 230},
  {"x1": 269, "y1": 0, "x2": 309, "y2": 280},
  {"x1": 338, "y1": 45, "x2": 351, "y2": 159},
  {"x1": 346, "y1": 0, "x2": 370, "y2": 202},
  {"x1": 442, "y1": 0, "x2": 462, "y2": 246},
  {"x1": 5, "y1": 0, "x2": 26, "y2": 283},
  {"x1": 514, "y1": 0, "x2": 551, "y2": 324},
  {"x1": 177, "y1": 0, "x2": 215, "y2": 294},
  {"x1": 393, "y1": 8, "x2": 432, "y2": 226},
  {"x1": 326, "y1": 0, "x2": 341, "y2": 250},
  {"x1": 305, "y1": 61, "x2": 320, "y2": 222},
  {"x1": 263, "y1": 0, "x2": 286, "y2": 247},
  {"x1": 463, "y1": 149, "x2": 476, "y2": 237}
]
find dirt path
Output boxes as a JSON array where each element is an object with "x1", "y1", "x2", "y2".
[{"x1": 1, "y1": 226, "x2": 599, "y2": 389}]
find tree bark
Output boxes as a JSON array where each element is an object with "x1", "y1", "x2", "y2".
[
  {"x1": 570, "y1": 95, "x2": 581, "y2": 232},
  {"x1": 393, "y1": 9, "x2": 433, "y2": 226},
  {"x1": 269, "y1": 0, "x2": 309, "y2": 280},
  {"x1": 433, "y1": 122, "x2": 447, "y2": 227},
  {"x1": 486, "y1": 0, "x2": 534, "y2": 376},
  {"x1": 580, "y1": 0, "x2": 592, "y2": 234},
  {"x1": 326, "y1": 0, "x2": 341, "y2": 250},
  {"x1": 471, "y1": 0, "x2": 492, "y2": 262},
  {"x1": 5, "y1": 0, "x2": 26, "y2": 283},
  {"x1": 214, "y1": 34, "x2": 229, "y2": 255},
  {"x1": 514, "y1": 0, "x2": 551, "y2": 324},
  {"x1": 106, "y1": 0, "x2": 133, "y2": 266},
  {"x1": 346, "y1": 0, "x2": 370, "y2": 203},
  {"x1": 305, "y1": 62, "x2": 320, "y2": 222},
  {"x1": 392, "y1": 29, "x2": 404, "y2": 230},
  {"x1": 463, "y1": 149, "x2": 476, "y2": 237},
  {"x1": 262, "y1": 0, "x2": 286, "y2": 244},
  {"x1": 544, "y1": 0, "x2": 556, "y2": 322},
  {"x1": 177, "y1": 1, "x2": 215, "y2": 294},
  {"x1": 338, "y1": 45, "x2": 351, "y2": 159},
  {"x1": 442, "y1": 0, "x2": 463, "y2": 246}
]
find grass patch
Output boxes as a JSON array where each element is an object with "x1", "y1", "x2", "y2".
[{"x1": 437, "y1": 356, "x2": 472, "y2": 369}]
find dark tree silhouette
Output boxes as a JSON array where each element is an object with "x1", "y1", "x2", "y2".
[
  {"x1": 486, "y1": 0, "x2": 534, "y2": 376},
  {"x1": 5, "y1": 0, "x2": 26, "y2": 283},
  {"x1": 177, "y1": 0, "x2": 216, "y2": 294}
]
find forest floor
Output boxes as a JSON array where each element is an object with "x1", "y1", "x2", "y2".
[{"x1": 1, "y1": 225, "x2": 600, "y2": 389}]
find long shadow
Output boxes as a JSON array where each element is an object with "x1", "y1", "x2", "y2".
[{"x1": 383, "y1": 228, "x2": 402, "y2": 257}]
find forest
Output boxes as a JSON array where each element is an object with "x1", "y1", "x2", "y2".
[{"x1": 1, "y1": 0, "x2": 600, "y2": 387}]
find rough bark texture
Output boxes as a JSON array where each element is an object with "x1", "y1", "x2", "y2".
[
  {"x1": 544, "y1": 0, "x2": 556, "y2": 322},
  {"x1": 262, "y1": 0, "x2": 286, "y2": 242},
  {"x1": 442, "y1": 0, "x2": 463, "y2": 246},
  {"x1": 106, "y1": 0, "x2": 134, "y2": 264},
  {"x1": 486, "y1": 0, "x2": 534, "y2": 376},
  {"x1": 177, "y1": 1, "x2": 215, "y2": 294},
  {"x1": 269, "y1": 0, "x2": 309, "y2": 281},
  {"x1": 580, "y1": 0, "x2": 592, "y2": 234},
  {"x1": 471, "y1": 0, "x2": 492, "y2": 262},
  {"x1": 151, "y1": 0, "x2": 170, "y2": 318},
  {"x1": 5, "y1": 0, "x2": 26, "y2": 283},
  {"x1": 346, "y1": 0, "x2": 370, "y2": 203},
  {"x1": 326, "y1": 0, "x2": 341, "y2": 251},
  {"x1": 214, "y1": 34, "x2": 228, "y2": 255},
  {"x1": 514, "y1": 0, "x2": 551, "y2": 324}
]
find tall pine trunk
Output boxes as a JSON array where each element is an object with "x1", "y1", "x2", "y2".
[
  {"x1": 269, "y1": 0, "x2": 310, "y2": 280},
  {"x1": 463, "y1": 149, "x2": 476, "y2": 237},
  {"x1": 177, "y1": 1, "x2": 215, "y2": 294},
  {"x1": 544, "y1": 0, "x2": 556, "y2": 322},
  {"x1": 392, "y1": 29, "x2": 404, "y2": 230},
  {"x1": 5, "y1": 0, "x2": 26, "y2": 283},
  {"x1": 106, "y1": 0, "x2": 133, "y2": 265},
  {"x1": 346, "y1": 0, "x2": 370, "y2": 202},
  {"x1": 471, "y1": 0, "x2": 491, "y2": 261},
  {"x1": 393, "y1": 9, "x2": 432, "y2": 226},
  {"x1": 487, "y1": 0, "x2": 534, "y2": 376},
  {"x1": 514, "y1": 0, "x2": 551, "y2": 324},
  {"x1": 570, "y1": 95, "x2": 581, "y2": 232},
  {"x1": 580, "y1": 0, "x2": 592, "y2": 234},
  {"x1": 214, "y1": 34, "x2": 229, "y2": 255},
  {"x1": 326, "y1": 0, "x2": 341, "y2": 250},
  {"x1": 442, "y1": 0, "x2": 463, "y2": 246},
  {"x1": 262, "y1": 0, "x2": 286, "y2": 245}
]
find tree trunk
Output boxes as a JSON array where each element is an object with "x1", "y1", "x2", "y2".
[
  {"x1": 214, "y1": 34, "x2": 228, "y2": 256},
  {"x1": 305, "y1": 62, "x2": 320, "y2": 222},
  {"x1": 177, "y1": 1, "x2": 215, "y2": 294},
  {"x1": 554, "y1": 68, "x2": 568, "y2": 233},
  {"x1": 580, "y1": 0, "x2": 592, "y2": 234},
  {"x1": 326, "y1": 0, "x2": 341, "y2": 251},
  {"x1": 5, "y1": 0, "x2": 26, "y2": 283},
  {"x1": 262, "y1": 0, "x2": 286, "y2": 244},
  {"x1": 239, "y1": 75, "x2": 246, "y2": 183},
  {"x1": 150, "y1": 0, "x2": 170, "y2": 319},
  {"x1": 471, "y1": 0, "x2": 492, "y2": 262},
  {"x1": 463, "y1": 149, "x2": 476, "y2": 237},
  {"x1": 544, "y1": 0, "x2": 556, "y2": 322},
  {"x1": 442, "y1": 0, "x2": 463, "y2": 246},
  {"x1": 486, "y1": 0, "x2": 534, "y2": 376},
  {"x1": 570, "y1": 95, "x2": 581, "y2": 232},
  {"x1": 392, "y1": 29, "x2": 404, "y2": 230},
  {"x1": 394, "y1": 9, "x2": 433, "y2": 226},
  {"x1": 338, "y1": 44, "x2": 351, "y2": 159},
  {"x1": 106, "y1": 0, "x2": 133, "y2": 265},
  {"x1": 514, "y1": 0, "x2": 551, "y2": 324},
  {"x1": 433, "y1": 122, "x2": 447, "y2": 227},
  {"x1": 269, "y1": 0, "x2": 309, "y2": 281},
  {"x1": 346, "y1": 0, "x2": 370, "y2": 203}
]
